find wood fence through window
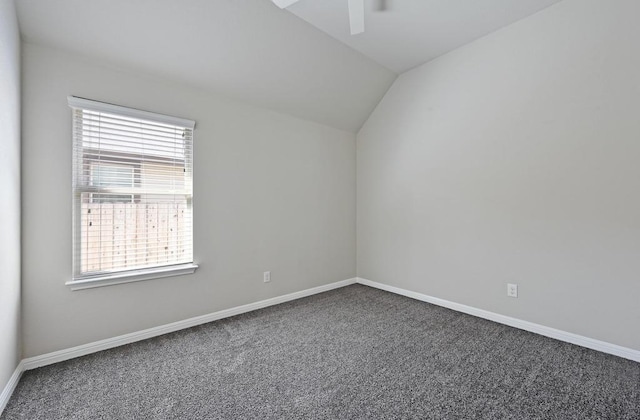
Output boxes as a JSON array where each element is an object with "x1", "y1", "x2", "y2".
[{"x1": 80, "y1": 202, "x2": 189, "y2": 273}]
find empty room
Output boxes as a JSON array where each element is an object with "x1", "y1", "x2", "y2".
[{"x1": 1, "y1": 0, "x2": 639, "y2": 418}]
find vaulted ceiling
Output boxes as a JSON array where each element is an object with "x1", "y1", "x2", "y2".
[
  {"x1": 16, "y1": 0, "x2": 563, "y2": 132},
  {"x1": 286, "y1": 0, "x2": 563, "y2": 73}
]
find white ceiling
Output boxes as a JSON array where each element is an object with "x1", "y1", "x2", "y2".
[
  {"x1": 287, "y1": 0, "x2": 563, "y2": 73},
  {"x1": 15, "y1": 0, "x2": 563, "y2": 132},
  {"x1": 15, "y1": 0, "x2": 396, "y2": 132}
]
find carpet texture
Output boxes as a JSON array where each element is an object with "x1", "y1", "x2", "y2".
[{"x1": 2, "y1": 284, "x2": 639, "y2": 419}]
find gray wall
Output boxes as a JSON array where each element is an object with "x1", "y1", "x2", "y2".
[
  {"x1": 0, "y1": 0, "x2": 21, "y2": 394},
  {"x1": 357, "y1": 0, "x2": 640, "y2": 351},
  {"x1": 22, "y1": 43, "x2": 356, "y2": 358}
]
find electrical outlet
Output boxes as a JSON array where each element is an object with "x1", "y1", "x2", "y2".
[
  {"x1": 263, "y1": 271, "x2": 271, "y2": 283},
  {"x1": 507, "y1": 283, "x2": 518, "y2": 298}
]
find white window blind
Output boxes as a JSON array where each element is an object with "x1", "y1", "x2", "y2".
[{"x1": 69, "y1": 96, "x2": 196, "y2": 287}]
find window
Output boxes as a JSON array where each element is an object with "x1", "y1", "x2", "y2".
[
  {"x1": 90, "y1": 163, "x2": 134, "y2": 203},
  {"x1": 68, "y1": 96, "x2": 197, "y2": 290}
]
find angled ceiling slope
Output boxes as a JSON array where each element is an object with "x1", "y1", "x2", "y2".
[
  {"x1": 16, "y1": 0, "x2": 396, "y2": 132},
  {"x1": 286, "y1": 0, "x2": 564, "y2": 73},
  {"x1": 273, "y1": 0, "x2": 366, "y2": 35}
]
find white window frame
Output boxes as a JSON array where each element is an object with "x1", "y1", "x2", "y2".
[{"x1": 67, "y1": 96, "x2": 198, "y2": 290}]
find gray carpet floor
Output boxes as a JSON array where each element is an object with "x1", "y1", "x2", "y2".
[{"x1": 2, "y1": 284, "x2": 639, "y2": 419}]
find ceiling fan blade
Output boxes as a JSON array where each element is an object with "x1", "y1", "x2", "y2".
[
  {"x1": 348, "y1": 0, "x2": 365, "y2": 35},
  {"x1": 271, "y1": 0, "x2": 301, "y2": 8}
]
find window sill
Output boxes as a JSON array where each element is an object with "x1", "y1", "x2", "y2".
[{"x1": 66, "y1": 263, "x2": 199, "y2": 291}]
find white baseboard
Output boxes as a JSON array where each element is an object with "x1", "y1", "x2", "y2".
[
  {"x1": 7, "y1": 275, "x2": 636, "y2": 416},
  {"x1": 22, "y1": 277, "x2": 357, "y2": 371},
  {"x1": 0, "y1": 361, "x2": 25, "y2": 415},
  {"x1": 356, "y1": 278, "x2": 640, "y2": 363}
]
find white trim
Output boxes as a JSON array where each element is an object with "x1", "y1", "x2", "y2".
[
  {"x1": 23, "y1": 278, "x2": 357, "y2": 370},
  {"x1": 66, "y1": 263, "x2": 199, "y2": 291},
  {"x1": 7, "y1": 276, "x2": 637, "y2": 412},
  {"x1": 356, "y1": 278, "x2": 640, "y2": 363},
  {"x1": 67, "y1": 96, "x2": 195, "y2": 129},
  {"x1": 0, "y1": 361, "x2": 25, "y2": 415}
]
